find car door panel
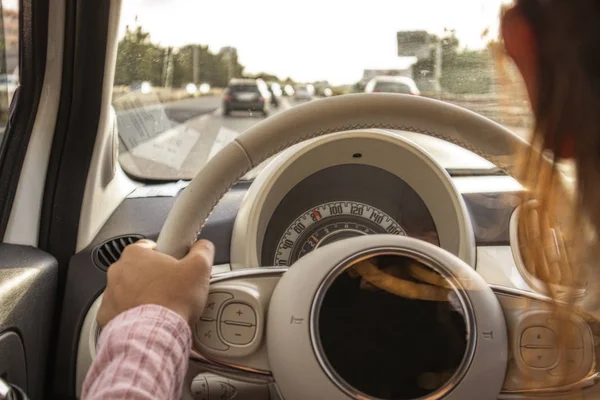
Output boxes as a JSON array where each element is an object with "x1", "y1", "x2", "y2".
[{"x1": 0, "y1": 243, "x2": 57, "y2": 400}]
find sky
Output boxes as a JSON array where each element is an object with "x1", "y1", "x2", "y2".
[
  {"x1": 0, "y1": 0, "x2": 512, "y2": 84},
  {"x1": 46, "y1": 0, "x2": 509, "y2": 86},
  {"x1": 1, "y1": 0, "x2": 17, "y2": 9},
  {"x1": 2, "y1": 0, "x2": 19, "y2": 10},
  {"x1": 118, "y1": 0, "x2": 513, "y2": 85}
]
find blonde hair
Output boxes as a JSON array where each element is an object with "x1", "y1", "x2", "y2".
[
  {"x1": 497, "y1": 0, "x2": 600, "y2": 391},
  {"x1": 501, "y1": 0, "x2": 600, "y2": 301}
]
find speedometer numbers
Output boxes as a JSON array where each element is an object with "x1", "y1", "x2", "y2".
[{"x1": 274, "y1": 201, "x2": 405, "y2": 266}]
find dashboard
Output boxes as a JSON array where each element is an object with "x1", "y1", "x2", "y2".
[{"x1": 55, "y1": 128, "x2": 531, "y2": 398}]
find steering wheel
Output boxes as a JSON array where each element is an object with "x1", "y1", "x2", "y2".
[
  {"x1": 154, "y1": 94, "x2": 585, "y2": 399},
  {"x1": 157, "y1": 93, "x2": 527, "y2": 259}
]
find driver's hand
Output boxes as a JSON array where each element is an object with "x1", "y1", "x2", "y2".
[{"x1": 97, "y1": 239, "x2": 215, "y2": 327}]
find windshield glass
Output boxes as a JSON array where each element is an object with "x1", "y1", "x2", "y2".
[{"x1": 115, "y1": 0, "x2": 529, "y2": 181}]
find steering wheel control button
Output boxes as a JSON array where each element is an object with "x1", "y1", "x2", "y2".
[
  {"x1": 221, "y1": 303, "x2": 257, "y2": 326},
  {"x1": 196, "y1": 320, "x2": 229, "y2": 351},
  {"x1": 218, "y1": 303, "x2": 258, "y2": 345},
  {"x1": 191, "y1": 374, "x2": 270, "y2": 400},
  {"x1": 190, "y1": 375, "x2": 209, "y2": 400},
  {"x1": 220, "y1": 322, "x2": 257, "y2": 345},
  {"x1": 519, "y1": 326, "x2": 559, "y2": 369},
  {"x1": 520, "y1": 326, "x2": 556, "y2": 347},
  {"x1": 520, "y1": 347, "x2": 558, "y2": 369},
  {"x1": 201, "y1": 292, "x2": 234, "y2": 321}
]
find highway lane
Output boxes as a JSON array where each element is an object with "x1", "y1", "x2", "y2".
[{"x1": 116, "y1": 94, "x2": 532, "y2": 181}]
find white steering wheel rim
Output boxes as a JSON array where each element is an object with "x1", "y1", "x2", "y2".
[{"x1": 156, "y1": 93, "x2": 530, "y2": 258}]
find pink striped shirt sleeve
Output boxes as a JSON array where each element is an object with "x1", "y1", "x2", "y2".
[{"x1": 81, "y1": 305, "x2": 191, "y2": 400}]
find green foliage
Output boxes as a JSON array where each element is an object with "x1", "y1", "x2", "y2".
[
  {"x1": 115, "y1": 25, "x2": 246, "y2": 88},
  {"x1": 353, "y1": 81, "x2": 366, "y2": 93},
  {"x1": 114, "y1": 26, "x2": 164, "y2": 86},
  {"x1": 219, "y1": 50, "x2": 245, "y2": 83},
  {"x1": 171, "y1": 45, "x2": 245, "y2": 87},
  {"x1": 245, "y1": 72, "x2": 281, "y2": 82},
  {"x1": 172, "y1": 45, "x2": 194, "y2": 87}
]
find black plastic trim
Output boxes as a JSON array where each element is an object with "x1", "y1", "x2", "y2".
[
  {"x1": 40, "y1": 0, "x2": 111, "y2": 273},
  {"x1": 54, "y1": 250, "x2": 106, "y2": 399},
  {"x1": 0, "y1": 0, "x2": 48, "y2": 238},
  {"x1": 0, "y1": 331, "x2": 27, "y2": 393},
  {"x1": 92, "y1": 234, "x2": 145, "y2": 270},
  {"x1": 462, "y1": 192, "x2": 521, "y2": 246},
  {"x1": 37, "y1": 0, "x2": 76, "y2": 256}
]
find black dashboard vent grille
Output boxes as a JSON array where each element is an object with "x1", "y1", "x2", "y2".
[{"x1": 92, "y1": 235, "x2": 144, "y2": 270}]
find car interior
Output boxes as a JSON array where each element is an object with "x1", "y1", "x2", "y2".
[{"x1": 0, "y1": 0, "x2": 599, "y2": 399}]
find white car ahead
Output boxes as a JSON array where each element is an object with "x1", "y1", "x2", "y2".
[{"x1": 365, "y1": 76, "x2": 420, "y2": 96}]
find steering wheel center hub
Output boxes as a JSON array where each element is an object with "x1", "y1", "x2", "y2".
[
  {"x1": 314, "y1": 251, "x2": 473, "y2": 399},
  {"x1": 267, "y1": 235, "x2": 507, "y2": 400}
]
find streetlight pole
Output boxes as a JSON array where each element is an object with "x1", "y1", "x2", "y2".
[
  {"x1": 433, "y1": 41, "x2": 443, "y2": 96},
  {"x1": 226, "y1": 54, "x2": 233, "y2": 82},
  {"x1": 193, "y1": 45, "x2": 200, "y2": 84},
  {"x1": 162, "y1": 47, "x2": 169, "y2": 87},
  {"x1": 165, "y1": 47, "x2": 174, "y2": 88}
]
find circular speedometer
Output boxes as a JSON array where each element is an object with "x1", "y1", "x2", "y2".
[{"x1": 274, "y1": 201, "x2": 405, "y2": 266}]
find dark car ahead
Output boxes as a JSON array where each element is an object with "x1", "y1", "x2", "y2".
[{"x1": 223, "y1": 79, "x2": 272, "y2": 116}]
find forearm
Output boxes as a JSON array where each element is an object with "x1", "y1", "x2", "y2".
[{"x1": 81, "y1": 305, "x2": 191, "y2": 400}]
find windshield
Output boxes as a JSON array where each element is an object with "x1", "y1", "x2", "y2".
[{"x1": 115, "y1": 0, "x2": 529, "y2": 181}]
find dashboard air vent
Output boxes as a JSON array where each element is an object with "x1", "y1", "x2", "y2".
[{"x1": 93, "y1": 235, "x2": 144, "y2": 270}]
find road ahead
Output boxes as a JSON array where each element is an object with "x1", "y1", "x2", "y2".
[{"x1": 117, "y1": 94, "x2": 531, "y2": 181}]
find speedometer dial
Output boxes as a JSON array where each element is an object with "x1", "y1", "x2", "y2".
[{"x1": 274, "y1": 201, "x2": 405, "y2": 266}]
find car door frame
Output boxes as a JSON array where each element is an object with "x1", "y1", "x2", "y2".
[
  {"x1": 0, "y1": 0, "x2": 65, "y2": 398},
  {"x1": 35, "y1": 0, "x2": 116, "y2": 397},
  {"x1": 0, "y1": 0, "x2": 50, "y2": 240}
]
